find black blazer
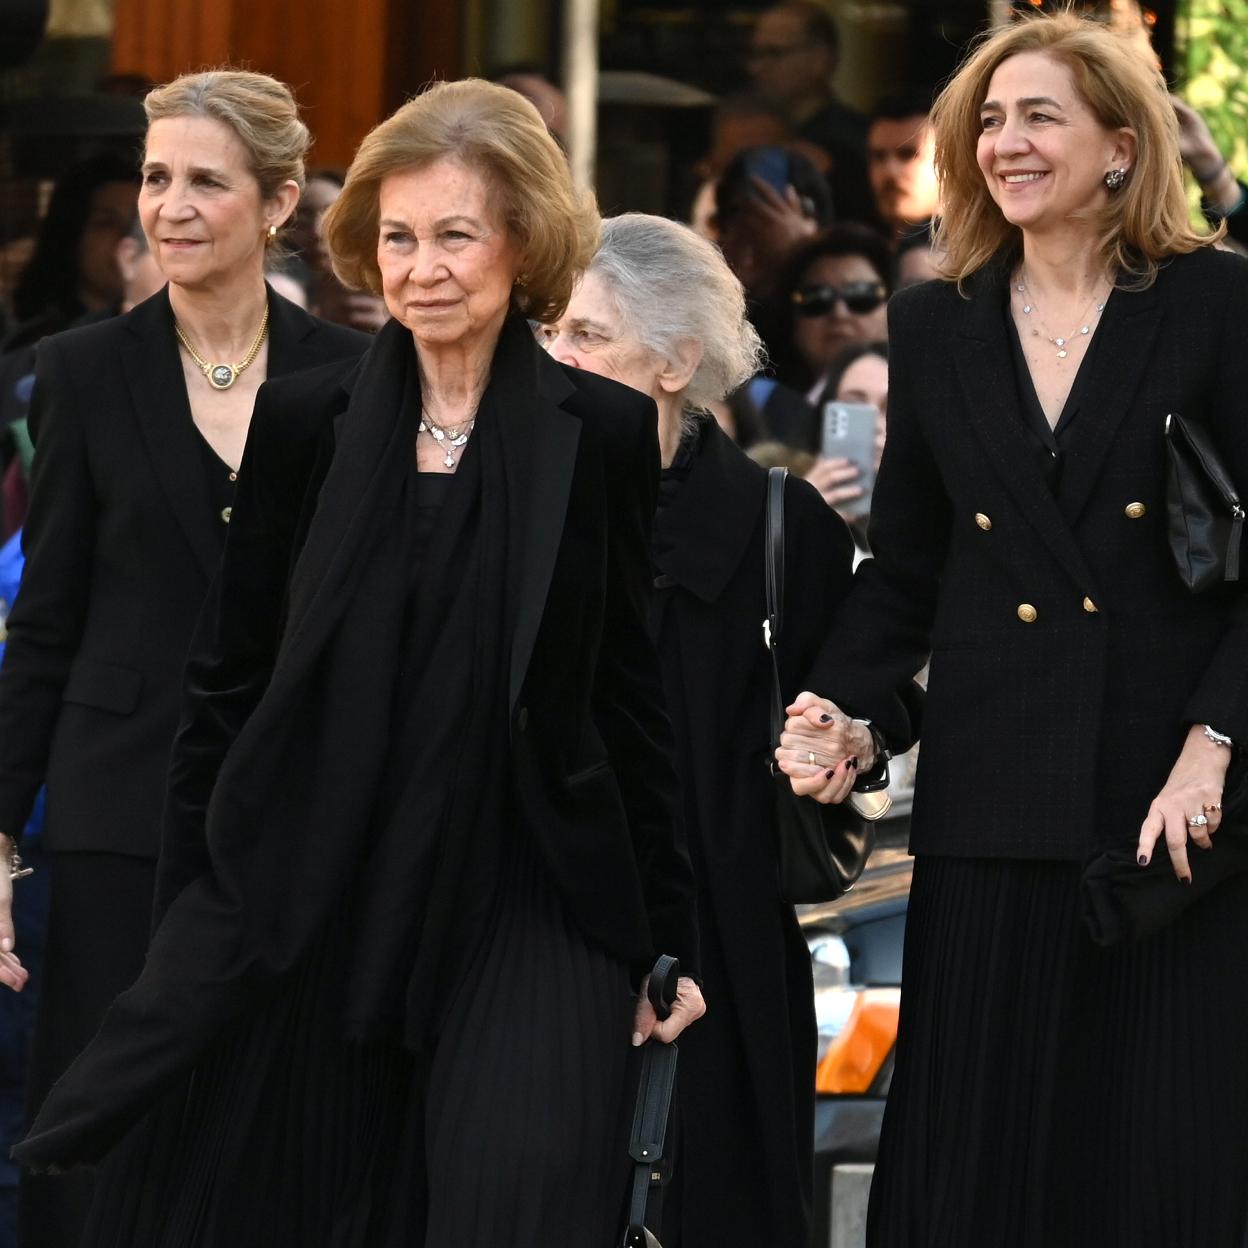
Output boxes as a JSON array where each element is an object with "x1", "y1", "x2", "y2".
[
  {"x1": 0, "y1": 287, "x2": 368, "y2": 857},
  {"x1": 154, "y1": 328, "x2": 698, "y2": 980},
  {"x1": 809, "y1": 247, "x2": 1248, "y2": 861}
]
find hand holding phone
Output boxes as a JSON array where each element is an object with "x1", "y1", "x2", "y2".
[{"x1": 820, "y1": 401, "x2": 880, "y2": 519}]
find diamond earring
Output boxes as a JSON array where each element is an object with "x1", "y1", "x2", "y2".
[{"x1": 1104, "y1": 168, "x2": 1127, "y2": 191}]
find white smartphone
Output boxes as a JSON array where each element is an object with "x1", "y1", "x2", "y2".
[{"x1": 820, "y1": 401, "x2": 879, "y2": 519}]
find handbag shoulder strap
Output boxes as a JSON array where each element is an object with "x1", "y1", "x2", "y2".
[
  {"x1": 765, "y1": 466, "x2": 787, "y2": 644},
  {"x1": 764, "y1": 467, "x2": 788, "y2": 763}
]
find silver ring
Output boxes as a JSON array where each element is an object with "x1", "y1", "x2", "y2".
[
  {"x1": 807, "y1": 751, "x2": 817, "y2": 766},
  {"x1": 1188, "y1": 813, "x2": 1209, "y2": 828}
]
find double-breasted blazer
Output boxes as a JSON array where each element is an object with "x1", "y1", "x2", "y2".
[
  {"x1": 809, "y1": 247, "x2": 1248, "y2": 861},
  {"x1": 0, "y1": 287, "x2": 368, "y2": 857}
]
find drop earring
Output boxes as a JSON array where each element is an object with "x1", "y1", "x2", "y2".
[
  {"x1": 266, "y1": 224, "x2": 278, "y2": 243},
  {"x1": 1104, "y1": 168, "x2": 1127, "y2": 191}
]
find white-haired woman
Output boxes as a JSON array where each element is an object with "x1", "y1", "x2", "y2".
[{"x1": 542, "y1": 213, "x2": 876, "y2": 1248}]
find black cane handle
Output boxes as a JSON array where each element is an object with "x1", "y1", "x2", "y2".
[{"x1": 647, "y1": 955, "x2": 680, "y2": 1022}]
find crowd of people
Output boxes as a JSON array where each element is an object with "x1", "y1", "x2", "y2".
[{"x1": 0, "y1": 3, "x2": 1245, "y2": 1247}]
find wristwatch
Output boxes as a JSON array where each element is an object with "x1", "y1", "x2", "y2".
[{"x1": 851, "y1": 719, "x2": 891, "y2": 794}]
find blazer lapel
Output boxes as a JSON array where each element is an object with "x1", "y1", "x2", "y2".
[
  {"x1": 120, "y1": 289, "x2": 221, "y2": 581},
  {"x1": 501, "y1": 328, "x2": 580, "y2": 712},
  {"x1": 263, "y1": 284, "x2": 323, "y2": 378},
  {"x1": 953, "y1": 271, "x2": 1097, "y2": 594},
  {"x1": 1055, "y1": 280, "x2": 1163, "y2": 527},
  {"x1": 277, "y1": 325, "x2": 403, "y2": 654}
]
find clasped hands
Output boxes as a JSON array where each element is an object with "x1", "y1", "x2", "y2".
[{"x1": 773, "y1": 691, "x2": 876, "y2": 805}]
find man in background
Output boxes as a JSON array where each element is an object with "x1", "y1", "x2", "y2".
[
  {"x1": 866, "y1": 91, "x2": 939, "y2": 240},
  {"x1": 746, "y1": 1, "x2": 877, "y2": 224}
]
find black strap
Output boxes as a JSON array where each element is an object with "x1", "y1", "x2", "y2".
[
  {"x1": 623, "y1": 957, "x2": 681, "y2": 1247},
  {"x1": 764, "y1": 468, "x2": 787, "y2": 775}
]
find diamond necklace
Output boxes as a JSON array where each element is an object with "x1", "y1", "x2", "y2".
[
  {"x1": 1015, "y1": 270, "x2": 1107, "y2": 360},
  {"x1": 175, "y1": 303, "x2": 270, "y2": 390},
  {"x1": 418, "y1": 412, "x2": 475, "y2": 470}
]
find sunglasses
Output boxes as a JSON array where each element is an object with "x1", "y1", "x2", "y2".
[{"x1": 791, "y1": 281, "x2": 888, "y2": 317}]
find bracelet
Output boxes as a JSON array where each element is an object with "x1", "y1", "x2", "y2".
[
  {"x1": 1195, "y1": 157, "x2": 1229, "y2": 187},
  {"x1": 2, "y1": 836, "x2": 32, "y2": 883},
  {"x1": 1203, "y1": 724, "x2": 1234, "y2": 749}
]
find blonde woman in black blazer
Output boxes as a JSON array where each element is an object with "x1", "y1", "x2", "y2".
[
  {"x1": 777, "y1": 14, "x2": 1248, "y2": 1248},
  {"x1": 0, "y1": 71, "x2": 366, "y2": 1247}
]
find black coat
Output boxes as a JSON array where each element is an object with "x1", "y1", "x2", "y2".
[
  {"x1": 0, "y1": 287, "x2": 368, "y2": 857},
  {"x1": 651, "y1": 419, "x2": 855, "y2": 1246},
  {"x1": 153, "y1": 325, "x2": 698, "y2": 976},
  {"x1": 809, "y1": 248, "x2": 1248, "y2": 860}
]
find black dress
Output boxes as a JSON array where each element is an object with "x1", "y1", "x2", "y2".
[
  {"x1": 80, "y1": 462, "x2": 636, "y2": 1248},
  {"x1": 866, "y1": 299, "x2": 1248, "y2": 1248}
]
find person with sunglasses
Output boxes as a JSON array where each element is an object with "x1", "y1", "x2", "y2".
[{"x1": 774, "y1": 225, "x2": 893, "y2": 511}]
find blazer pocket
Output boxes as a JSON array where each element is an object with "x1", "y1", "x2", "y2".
[
  {"x1": 563, "y1": 759, "x2": 613, "y2": 788},
  {"x1": 62, "y1": 658, "x2": 143, "y2": 715}
]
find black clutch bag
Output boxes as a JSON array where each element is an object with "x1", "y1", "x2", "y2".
[
  {"x1": 1080, "y1": 759, "x2": 1248, "y2": 946},
  {"x1": 764, "y1": 467, "x2": 874, "y2": 905},
  {"x1": 1164, "y1": 411, "x2": 1245, "y2": 593}
]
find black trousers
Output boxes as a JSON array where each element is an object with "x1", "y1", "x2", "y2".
[{"x1": 18, "y1": 851, "x2": 156, "y2": 1248}]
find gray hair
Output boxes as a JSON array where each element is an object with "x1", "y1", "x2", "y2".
[{"x1": 589, "y1": 213, "x2": 764, "y2": 410}]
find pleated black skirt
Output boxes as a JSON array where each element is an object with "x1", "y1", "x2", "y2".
[
  {"x1": 868, "y1": 856, "x2": 1248, "y2": 1248},
  {"x1": 82, "y1": 840, "x2": 636, "y2": 1248}
]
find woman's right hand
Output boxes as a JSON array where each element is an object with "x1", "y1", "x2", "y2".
[
  {"x1": 802, "y1": 456, "x2": 863, "y2": 516},
  {"x1": 0, "y1": 835, "x2": 29, "y2": 993}
]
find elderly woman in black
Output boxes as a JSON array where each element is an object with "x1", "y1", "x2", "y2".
[
  {"x1": 15, "y1": 80, "x2": 704, "y2": 1247},
  {"x1": 781, "y1": 13, "x2": 1248, "y2": 1246},
  {"x1": 542, "y1": 213, "x2": 866, "y2": 1248}
]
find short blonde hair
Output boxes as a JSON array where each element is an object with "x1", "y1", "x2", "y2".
[
  {"x1": 144, "y1": 70, "x2": 309, "y2": 205},
  {"x1": 931, "y1": 11, "x2": 1216, "y2": 289},
  {"x1": 323, "y1": 79, "x2": 599, "y2": 322}
]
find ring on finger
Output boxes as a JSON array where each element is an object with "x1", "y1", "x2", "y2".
[
  {"x1": 1187, "y1": 812, "x2": 1209, "y2": 828},
  {"x1": 807, "y1": 751, "x2": 817, "y2": 766},
  {"x1": 1204, "y1": 802, "x2": 1222, "y2": 813}
]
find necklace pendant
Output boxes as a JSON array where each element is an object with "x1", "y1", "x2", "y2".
[
  {"x1": 1023, "y1": 304, "x2": 1032, "y2": 314},
  {"x1": 431, "y1": 427, "x2": 445, "y2": 442},
  {"x1": 1057, "y1": 349, "x2": 1068, "y2": 359},
  {"x1": 443, "y1": 451, "x2": 455, "y2": 469},
  {"x1": 208, "y1": 364, "x2": 237, "y2": 390},
  {"x1": 1054, "y1": 337, "x2": 1066, "y2": 347}
]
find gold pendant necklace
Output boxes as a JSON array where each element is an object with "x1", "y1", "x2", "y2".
[{"x1": 175, "y1": 303, "x2": 271, "y2": 390}]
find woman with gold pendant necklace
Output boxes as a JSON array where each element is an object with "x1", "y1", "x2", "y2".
[{"x1": 0, "y1": 69, "x2": 367, "y2": 1248}]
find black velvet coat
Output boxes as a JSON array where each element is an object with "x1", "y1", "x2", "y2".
[
  {"x1": 15, "y1": 318, "x2": 699, "y2": 1172},
  {"x1": 651, "y1": 419, "x2": 855, "y2": 1248},
  {"x1": 810, "y1": 247, "x2": 1248, "y2": 861},
  {"x1": 0, "y1": 287, "x2": 367, "y2": 857}
]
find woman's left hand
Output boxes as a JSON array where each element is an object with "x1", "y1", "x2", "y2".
[
  {"x1": 632, "y1": 975, "x2": 706, "y2": 1046},
  {"x1": 1137, "y1": 725, "x2": 1232, "y2": 882}
]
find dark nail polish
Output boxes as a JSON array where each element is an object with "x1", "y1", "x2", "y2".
[
  {"x1": 825, "y1": 769, "x2": 836, "y2": 779},
  {"x1": 819, "y1": 714, "x2": 833, "y2": 724},
  {"x1": 848, "y1": 757, "x2": 859, "y2": 769},
  {"x1": 1182, "y1": 876, "x2": 1192, "y2": 886},
  {"x1": 1137, "y1": 854, "x2": 1148, "y2": 866}
]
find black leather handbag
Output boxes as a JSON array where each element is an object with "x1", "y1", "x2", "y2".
[
  {"x1": 1164, "y1": 411, "x2": 1245, "y2": 593},
  {"x1": 764, "y1": 467, "x2": 874, "y2": 905}
]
